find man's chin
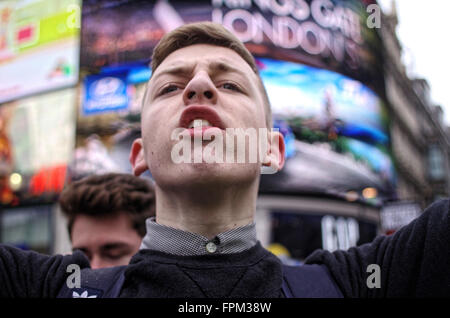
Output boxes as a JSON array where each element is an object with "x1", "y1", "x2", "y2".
[{"x1": 154, "y1": 162, "x2": 260, "y2": 188}]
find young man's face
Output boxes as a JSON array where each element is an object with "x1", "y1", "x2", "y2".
[
  {"x1": 131, "y1": 44, "x2": 283, "y2": 190},
  {"x1": 71, "y1": 213, "x2": 142, "y2": 269}
]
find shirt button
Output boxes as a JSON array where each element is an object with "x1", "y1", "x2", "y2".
[{"x1": 205, "y1": 241, "x2": 217, "y2": 254}]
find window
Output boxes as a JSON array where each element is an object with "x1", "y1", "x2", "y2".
[
  {"x1": 428, "y1": 144, "x2": 445, "y2": 181},
  {"x1": 0, "y1": 205, "x2": 52, "y2": 254}
]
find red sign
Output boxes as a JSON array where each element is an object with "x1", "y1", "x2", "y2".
[{"x1": 29, "y1": 165, "x2": 67, "y2": 196}]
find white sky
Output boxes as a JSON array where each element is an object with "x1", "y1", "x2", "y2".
[{"x1": 377, "y1": 0, "x2": 450, "y2": 125}]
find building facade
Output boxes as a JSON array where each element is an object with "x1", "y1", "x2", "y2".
[{"x1": 381, "y1": 5, "x2": 450, "y2": 209}]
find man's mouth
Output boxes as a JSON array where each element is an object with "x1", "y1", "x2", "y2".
[{"x1": 179, "y1": 106, "x2": 226, "y2": 137}]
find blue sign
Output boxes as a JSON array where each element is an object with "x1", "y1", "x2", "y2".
[{"x1": 83, "y1": 73, "x2": 129, "y2": 115}]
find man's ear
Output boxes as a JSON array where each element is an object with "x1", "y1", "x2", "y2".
[
  {"x1": 261, "y1": 130, "x2": 285, "y2": 175},
  {"x1": 129, "y1": 138, "x2": 148, "y2": 176}
]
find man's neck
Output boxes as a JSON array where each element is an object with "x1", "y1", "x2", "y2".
[{"x1": 154, "y1": 183, "x2": 257, "y2": 239}]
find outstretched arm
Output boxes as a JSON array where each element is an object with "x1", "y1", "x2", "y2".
[
  {"x1": 0, "y1": 245, "x2": 90, "y2": 297},
  {"x1": 305, "y1": 199, "x2": 450, "y2": 297}
]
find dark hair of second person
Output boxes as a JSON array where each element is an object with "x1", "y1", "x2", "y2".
[{"x1": 59, "y1": 173, "x2": 155, "y2": 268}]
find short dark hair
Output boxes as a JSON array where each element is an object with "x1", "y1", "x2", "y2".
[{"x1": 59, "y1": 173, "x2": 155, "y2": 238}]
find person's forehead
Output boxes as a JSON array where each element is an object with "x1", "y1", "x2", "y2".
[
  {"x1": 71, "y1": 214, "x2": 138, "y2": 245},
  {"x1": 152, "y1": 44, "x2": 256, "y2": 80},
  {"x1": 72, "y1": 213, "x2": 134, "y2": 234}
]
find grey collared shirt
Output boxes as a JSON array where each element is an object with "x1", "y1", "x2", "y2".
[{"x1": 140, "y1": 217, "x2": 258, "y2": 256}]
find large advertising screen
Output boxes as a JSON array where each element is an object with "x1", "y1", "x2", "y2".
[
  {"x1": 258, "y1": 57, "x2": 395, "y2": 202},
  {"x1": 0, "y1": 0, "x2": 81, "y2": 103},
  {"x1": 80, "y1": 0, "x2": 383, "y2": 90},
  {"x1": 78, "y1": 0, "x2": 394, "y2": 202},
  {"x1": 71, "y1": 69, "x2": 147, "y2": 180}
]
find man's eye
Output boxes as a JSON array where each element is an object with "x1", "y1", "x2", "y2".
[
  {"x1": 160, "y1": 85, "x2": 179, "y2": 95},
  {"x1": 221, "y1": 82, "x2": 240, "y2": 91}
]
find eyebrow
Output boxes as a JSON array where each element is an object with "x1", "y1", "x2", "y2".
[
  {"x1": 208, "y1": 61, "x2": 248, "y2": 78},
  {"x1": 100, "y1": 243, "x2": 130, "y2": 252},
  {"x1": 72, "y1": 243, "x2": 130, "y2": 254},
  {"x1": 152, "y1": 64, "x2": 195, "y2": 81}
]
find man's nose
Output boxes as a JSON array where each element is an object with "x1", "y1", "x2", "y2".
[{"x1": 183, "y1": 71, "x2": 218, "y2": 105}]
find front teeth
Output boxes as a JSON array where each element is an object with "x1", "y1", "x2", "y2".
[{"x1": 188, "y1": 119, "x2": 211, "y2": 128}]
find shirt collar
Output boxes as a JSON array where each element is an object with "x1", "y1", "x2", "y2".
[{"x1": 140, "y1": 217, "x2": 258, "y2": 256}]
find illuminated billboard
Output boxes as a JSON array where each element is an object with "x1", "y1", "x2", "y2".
[
  {"x1": 257, "y1": 57, "x2": 395, "y2": 202},
  {"x1": 71, "y1": 79, "x2": 146, "y2": 180},
  {"x1": 0, "y1": 0, "x2": 81, "y2": 103},
  {"x1": 80, "y1": 0, "x2": 382, "y2": 88}
]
